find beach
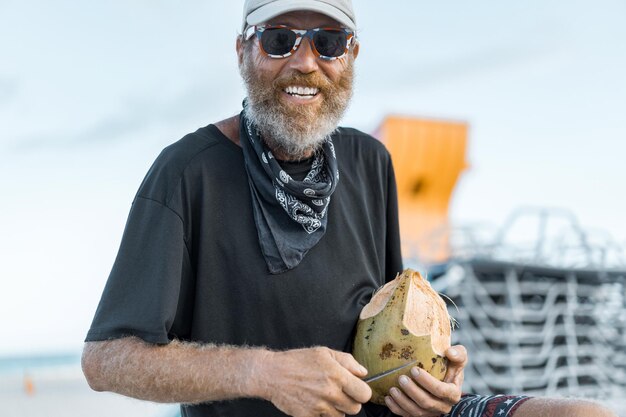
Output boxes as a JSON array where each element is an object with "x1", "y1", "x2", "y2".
[{"x1": 0, "y1": 364, "x2": 175, "y2": 417}]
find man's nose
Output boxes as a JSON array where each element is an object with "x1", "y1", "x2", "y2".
[{"x1": 288, "y1": 37, "x2": 320, "y2": 73}]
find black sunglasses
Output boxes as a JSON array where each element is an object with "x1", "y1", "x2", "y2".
[{"x1": 244, "y1": 25, "x2": 356, "y2": 60}]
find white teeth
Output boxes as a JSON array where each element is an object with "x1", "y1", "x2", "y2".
[{"x1": 284, "y1": 86, "x2": 319, "y2": 96}]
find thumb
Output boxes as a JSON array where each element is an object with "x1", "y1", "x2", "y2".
[
  {"x1": 443, "y1": 345, "x2": 467, "y2": 383},
  {"x1": 330, "y1": 350, "x2": 368, "y2": 377},
  {"x1": 446, "y1": 345, "x2": 468, "y2": 366}
]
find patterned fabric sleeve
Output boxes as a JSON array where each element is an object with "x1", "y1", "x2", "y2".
[{"x1": 444, "y1": 394, "x2": 532, "y2": 417}]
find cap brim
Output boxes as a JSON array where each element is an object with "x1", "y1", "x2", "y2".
[{"x1": 244, "y1": 0, "x2": 356, "y2": 32}]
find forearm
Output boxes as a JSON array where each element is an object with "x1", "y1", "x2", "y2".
[{"x1": 82, "y1": 336, "x2": 270, "y2": 404}]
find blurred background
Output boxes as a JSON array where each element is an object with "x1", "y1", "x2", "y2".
[{"x1": 1, "y1": 0, "x2": 625, "y2": 415}]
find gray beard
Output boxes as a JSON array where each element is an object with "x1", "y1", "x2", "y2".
[
  {"x1": 242, "y1": 101, "x2": 340, "y2": 160},
  {"x1": 240, "y1": 52, "x2": 354, "y2": 160}
]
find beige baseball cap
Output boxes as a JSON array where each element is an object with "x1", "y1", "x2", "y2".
[{"x1": 242, "y1": 0, "x2": 356, "y2": 32}]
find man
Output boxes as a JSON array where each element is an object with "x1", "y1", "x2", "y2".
[{"x1": 82, "y1": 1, "x2": 617, "y2": 417}]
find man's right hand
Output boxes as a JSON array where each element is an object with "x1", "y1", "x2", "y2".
[{"x1": 257, "y1": 347, "x2": 372, "y2": 417}]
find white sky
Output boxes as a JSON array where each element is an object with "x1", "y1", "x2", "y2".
[{"x1": 1, "y1": 0, "x2": 625, "y2": 355}]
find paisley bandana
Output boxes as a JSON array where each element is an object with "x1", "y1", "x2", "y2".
[{"x1": 239, "y1": 111, "x2": 339, "y2": 274}]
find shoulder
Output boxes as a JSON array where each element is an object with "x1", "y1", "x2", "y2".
[
  {"x1": 155, "y1": 124, "x2": 223, "y2": 169},
  {"x1": 332, "y1": 126, "x2": 392, "y2": 165},
  {"x1": 135, "y1": 124, "x2": 228, "y2": 203}
]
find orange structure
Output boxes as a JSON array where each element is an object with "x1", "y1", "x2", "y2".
[{"x1": 374, "y1": 116, "x2": 469, "y2": 264}]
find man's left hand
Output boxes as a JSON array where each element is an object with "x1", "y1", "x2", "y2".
[{"x1": 384, "y1": 345, "x2": 467, "y2": 417}]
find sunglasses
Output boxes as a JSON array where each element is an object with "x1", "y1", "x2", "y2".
[{"x1": 244, "y1": 25, "x2": 356, "y2": 60}]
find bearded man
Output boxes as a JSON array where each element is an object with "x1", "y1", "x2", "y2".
[{"x1": 81, "y1": 1, "x2": 617, "y2": 417}]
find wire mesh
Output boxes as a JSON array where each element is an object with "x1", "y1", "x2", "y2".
[{"x1": 436, "y1": 260, "x2": 626, "y2": 405}]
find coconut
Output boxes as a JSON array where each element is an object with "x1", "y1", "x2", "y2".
[{"x1": 353, "y1": 269, "x2": 452, "y2": 405}]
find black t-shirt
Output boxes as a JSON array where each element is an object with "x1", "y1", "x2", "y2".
[{"x1": 86, "y1": 124, "x2": 403, "y2": 417}]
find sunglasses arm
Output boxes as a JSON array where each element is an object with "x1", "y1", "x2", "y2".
[{"x1": 244, "y1": 25, "x2": 256, "y2": 41}]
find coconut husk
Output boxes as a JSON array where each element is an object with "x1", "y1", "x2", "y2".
[{"x1": 353, "y1": 269, "x2": 452, "y2": 404}]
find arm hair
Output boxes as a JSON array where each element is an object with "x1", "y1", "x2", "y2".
[{"x1": 81, "y1": 336, "x2": 271, "y2": 404}]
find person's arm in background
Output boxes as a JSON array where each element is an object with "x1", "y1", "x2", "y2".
[{"x1": 82, "y1": 337, "x2": 372, "y2": 417}]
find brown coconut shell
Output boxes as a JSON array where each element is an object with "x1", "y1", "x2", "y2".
[{"x1": 353, "y1": 269, "x2": 452, "y2": 405}]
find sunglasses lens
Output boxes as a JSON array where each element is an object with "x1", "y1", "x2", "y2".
[
  {"x1": 313, "y1": 30, "x2": 348, "y2": 58},
  {"x1": 261, "y1": 28, "x2": 297, "y2": 56}
]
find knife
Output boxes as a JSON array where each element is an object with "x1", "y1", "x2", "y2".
[{"x1": 363, "y1": 359, "x2": 419, "y2": 383}]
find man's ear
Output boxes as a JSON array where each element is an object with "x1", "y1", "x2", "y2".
[
  {"x1": 236, "y1": 36, "x2": 244, "y2": 67},
  {"x1": 352, "y1": 40, "x2": 360, "y2": 60}
]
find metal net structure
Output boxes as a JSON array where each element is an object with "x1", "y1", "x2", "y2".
[
  {"x1": 422, "y1": 209, "x2": 626, "y2": 412},
  {"x1": 436, "y1": 262, "x2": 626, "y2": 400}
]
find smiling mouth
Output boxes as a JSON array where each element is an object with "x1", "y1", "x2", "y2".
[{"x1": 283, "y1": 85, "x2": 320, "y2": 99}]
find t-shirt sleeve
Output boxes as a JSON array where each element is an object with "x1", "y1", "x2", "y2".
[
  {"x1": 385, "y1": 154, "x2": 404, "y2": 283},
  {"x1": 85, "y1": 196, "x2": 192, "y2": 344}
]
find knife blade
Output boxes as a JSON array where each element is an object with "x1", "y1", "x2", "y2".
[{"x1": 363, "y1": 359, "x2": 419, "y2": 383}]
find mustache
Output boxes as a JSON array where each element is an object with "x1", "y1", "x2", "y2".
[{"x1": 273, "y1": 71, "x2": 333, "y2": 91}]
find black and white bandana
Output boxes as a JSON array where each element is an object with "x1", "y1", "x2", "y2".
[{"x1": 239, "y1": 111, "x2": 339, "y2": 274}]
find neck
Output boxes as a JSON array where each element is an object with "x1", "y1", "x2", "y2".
[
  {"x1": 259, "y1": 130, "x2": 320, "y2": 161},
  {"x1": 266, "y1": 145, "x2": 315, "y2": 162}
]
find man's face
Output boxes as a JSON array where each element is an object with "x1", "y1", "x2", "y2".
[{"x1": 238, "y1": 11, "x2": 358, "y2": 160}]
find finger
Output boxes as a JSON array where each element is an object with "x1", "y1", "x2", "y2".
[
  {"x1": 340, "y1": 372, "x2": 372, "y2": 404},
  {"x1": 410, "y1": 367, "x2": 461, "y2": 405},
  {"x1": 443, "y1": 367, "x2": 459, "y2": 384},
  {"x1": 443, "y1": 364, "x2": 463, "y2": 384},
  {"x1": 443, "y1": 345, "x2": 467, "y2": 384},
  {"x1": 323, "y1": 409, "x2": 346, "y2": 417},
  {"x1": 445, "y1": 345, "x2": 468, "y2": 365},
  {"x1": 451, "y1": 366, "x2": 464, "y2": 388},
  {"x1": 384, "y1": 395, "x2": 410, "y2": 417},
  {"x1": 333, "y1": 391, "x2": 363, "y2": 416},
  {"x1": 397, "y1": 373, "x2": 455, "y2": 413},
  {"x1": 444, "y1": 368, "x2": 464, "y2": 390},
  {"x1": 331, "y1": 350, "x2": 369, "y2": 377},
  {"x1": 389, "y1": 386, "x2": 430, "y2": 416}
]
